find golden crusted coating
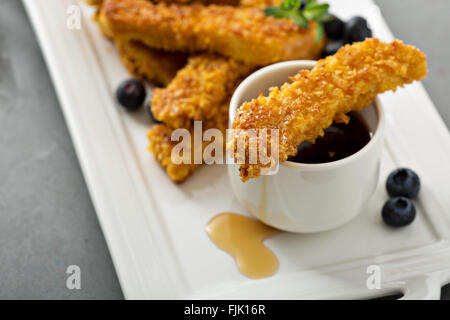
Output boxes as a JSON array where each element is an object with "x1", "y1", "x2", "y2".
[
  {"x1": 154, "y1": 0, "x2": 240, "y2": 5},
  {"x1": 84, "y1": 0, "x2": 276, "y2": 7},
  {"x1": 147, "y1": 102, "x2": 230, "y2": 182},
  {"x1": 151, "y1": 54, "x2": 253, "y2": 129},
  {"x1": 147, "y1": 124, "x2": 202, "y2": 183},
  {"x1": 92, "y1": 5, "x2": 187, "y2": 86},
  {"x1": 88, "y1": 0, "x2": 280, "y2": 86},
  {"x1": 230, "y1": 38, "x2": 428, "y2": 181},
  {"x1": 82, "y1": 0, "x2": 104, "y2": 6},
  {"x1": 239, "y1": 0, "x2": 282, "y2": 8},
  {"x1": 148, "y1": 55, "x2": 250, "y2": 181},
  {"x1": 98, "y1": 0, "x2": 325, "y2": 65},
  {"x1": 116, "y1": 39, "x2": 187, "y2": 86}
]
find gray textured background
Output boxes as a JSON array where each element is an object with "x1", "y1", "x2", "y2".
[{"x1": 0, "y1": 0, "x2": 448, "y2": 299}]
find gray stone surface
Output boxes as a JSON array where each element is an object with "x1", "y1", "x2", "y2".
[
  {"x1": 375, "y1": 0, "x2": 450, "y2": 127},
  {"x1": 0, "y1": 0, "x2": 448, "y2": 299},
  {"x1": 0, "y1": 0, "x2": 123, "y2": 299}
]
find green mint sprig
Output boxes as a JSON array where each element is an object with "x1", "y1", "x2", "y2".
[{"x1": 264, "y1": 0, "x2": 330, "y2": 42}]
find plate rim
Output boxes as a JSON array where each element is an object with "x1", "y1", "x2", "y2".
[{"x1": 22, "y1": 0, "x2": 450, "y2": 300}]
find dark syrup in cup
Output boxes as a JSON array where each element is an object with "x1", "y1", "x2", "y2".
[{"x1": 288, "y1": 112, "x2": 372, "y2": 164}]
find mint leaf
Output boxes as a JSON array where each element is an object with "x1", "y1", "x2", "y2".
[
  {"x1": 264, "y1": 0, "x2": 329, "y2": 38},
  {"x1": 314, "y1": 22, "x2": 325, "y2": 43},
  {"x1": 264, "y1": 6, "x2": 289, "y2": 18},
  {"x1": 289, "y1": 12, "x2": 309, "y2": 28},
  {"x1": 281, "y1": 0, "x2": 301, "y2": 10},
  {"x1": 303, "y1": 3, "x2": 329, "y2": 20},
  {"x1": 305, "y1": 0, "x2": 318, "y2": 6}
]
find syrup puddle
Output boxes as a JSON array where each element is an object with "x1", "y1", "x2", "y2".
[{"x1": 206, "y1": 213, "x2": 280, "y2": 279}]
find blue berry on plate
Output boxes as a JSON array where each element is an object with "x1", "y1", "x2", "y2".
[
  {"x1": 323, "y1": 14, "x2": 345, "y2": 40},
  {"x1": 323, "y1": 40, "x2": 345, "y2": 57},
  {"x1": 382, "y1": 197, "x2": 416, "y2": 227},
  {"x1": 146, "y1": 101, "x2": 162, "y2": 124},
  {"x1": 116, "y1": 79, "x2": 147, "y2": 111},
  {"x1": 343, "y1": 16, "x2": 373, "y2": 43},
  {"x1": 386, "y1": 168, "x2": 421, "y2": 199},
  {"x1": 299, "y1": 0, "x2": 306, "y2": 11}
]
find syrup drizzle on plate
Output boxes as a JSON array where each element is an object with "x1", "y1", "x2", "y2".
[{"x1": 206, "y1": 213, "x2": 280, "y2": 279}]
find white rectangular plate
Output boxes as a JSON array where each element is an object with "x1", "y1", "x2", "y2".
[{"x1": 24, "y1": 0, "x2": 450, "y2": 299}]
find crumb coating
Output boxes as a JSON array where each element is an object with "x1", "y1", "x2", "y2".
[
  {"x1": 98, "y1": 0, "x2": 325, "y2": 65},
  {"x1": 151, "y1": 54, "x2": 253, "y2": 129},
  {"x1": 116, "y1": 39, "x2": 187, "y2": 86},
  {"x1": 230, "y1": 39, "x2": 428, "y2": 181},
  {"x1": 147, "y1": 102, "x2": 230, "y2": 183}
]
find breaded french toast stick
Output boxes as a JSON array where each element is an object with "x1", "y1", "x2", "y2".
[
  {"x1": 147, "y1": 103, "x2": 230, "y2": 183},
  {"x1": 88, "y1": 0, "x2": 285, "y2": 84},
  {"x1": 116, "y1": 39, "x2": 187, "y2": 86},
  {"x1": 148, "y1": 54, "x2": 253, "y2": 181},
  {"x1": 153, "y1": 0, "x2": 241, "y2": 5},
  {"x1": 84, "y1": 0, "x2": 278, "y2": 7},
  {"x1": 151, "y1": 54, "x2": 253, "y2": 129},
  {"x1": 230, "y1": 39, "x2": 428, "y2": 181},
  {"x1": 97, "y1": 0, "x2": 325, "y2": 65}
]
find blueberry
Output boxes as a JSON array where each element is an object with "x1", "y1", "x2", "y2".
[
  {"x1": 116, "y1": 79, "x2": 147, "y2": 111},
  {"x1": 323, "y1": 40, "x2": 345, "y2": 57},
  {"x1": 343, "y1": 16, "x2": 373, "y2": 43},
  {"x1": 146, "y1": 101, "x2": 162, "y2": 124},
  {"x1": 382, "y1": 197, "x2": 416, "y2": 227},
  {"x1": 386, "y1": 168, "x2": 421, "y2": 199},
  {"x1": 299, "y1": 0, "x2": 306, "y2": 11},
  {"x1": 323, "y1": 14, "x2": 345, "y2": 40}
]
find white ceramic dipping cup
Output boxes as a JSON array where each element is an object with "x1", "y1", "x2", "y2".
[{"x1": 228, "y1": 60, "x2": 385, "y2": 233}]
